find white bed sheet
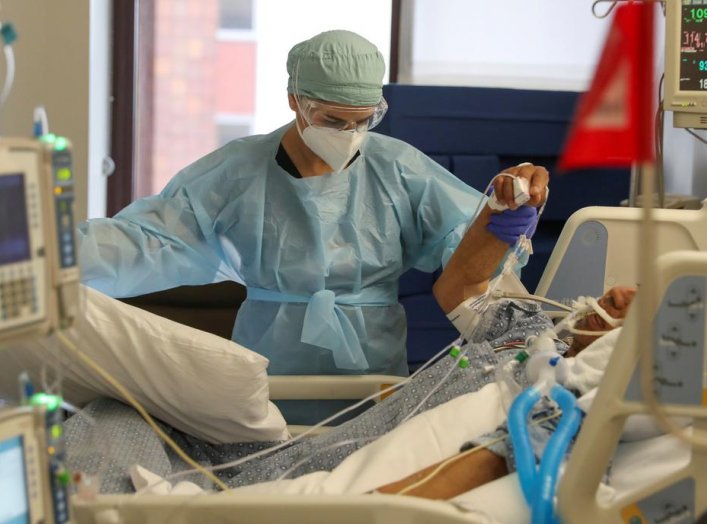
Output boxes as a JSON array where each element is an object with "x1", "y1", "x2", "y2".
[
  {"x1": 133, "y1": 379, "x2": 691, "y2": 524},
  {"x1": 129, "y1": 326, "x2": 692, "y2": 522}
]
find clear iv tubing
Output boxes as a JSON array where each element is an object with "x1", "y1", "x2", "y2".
[
  {"x1": 399, "y1": 344, "x2": 470, "y2": 425},
  {"x1": 164, "y1": 335, "x2": 464, "y2": 484},
  {"x1": 400, "y1": 178, "x2": 546, "y2": 425},
  {"x1": 0, "y1": 44, "x2": 14, "y2": 108},
  {"x1": 274, "y1": 436, "x2": 379, "y2": 483}
]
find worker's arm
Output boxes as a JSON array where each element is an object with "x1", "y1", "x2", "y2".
[
  {"x1": 78, "y1": 192, "x2": 228, "y2": 298},
  {"x1": 376, "y1": 448, "x2": 508, "y2": 500}
]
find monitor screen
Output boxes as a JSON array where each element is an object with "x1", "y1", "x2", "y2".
[
  {"x1": 0, "y1": 435, "x2": 30, "y2": 524},
  {"x1": 680, "y1": 0, "x2": 707, "y2": 91},
  {"x1": 0, "y1": 174, "x2": 31, "y2": 267}
]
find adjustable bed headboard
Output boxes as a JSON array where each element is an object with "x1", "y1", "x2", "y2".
[{"x1": 536, "y1": 202, "x2": 707, "y2": 303}]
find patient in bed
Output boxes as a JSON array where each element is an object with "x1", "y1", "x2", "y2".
[
  {"x1": 64, "y1": 286, "x2": 635, "y2": 494},
  {"x1": 376, "y1": 285, "x2": 636, "y2": 500}
]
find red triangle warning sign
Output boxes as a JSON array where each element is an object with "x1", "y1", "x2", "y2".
[{"x1": 559, "y1": 2, "x2": 655, "y2": 171}]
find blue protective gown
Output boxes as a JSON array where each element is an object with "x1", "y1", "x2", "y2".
[{"x1": 79, "y1": 123, "x2": 484, "y2": 378}]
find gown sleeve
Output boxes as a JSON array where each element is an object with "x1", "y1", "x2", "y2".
[
  {"x1": 397, "y1": 147, "x2": 528, "y2": 275},
  {"x1": 78, "y1": 184, "x2": 238, "y2": 298},
  {"x1": 397, "y1": 149, "x2": 484, "y2": 272}
]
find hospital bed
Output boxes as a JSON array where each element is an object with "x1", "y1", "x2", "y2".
[
  {"x1": 536, "y1": 202, "x2": 707, "y2": 299},
  {"x1": 69, "y1": 202, "x2": 707, "y2": 523}
]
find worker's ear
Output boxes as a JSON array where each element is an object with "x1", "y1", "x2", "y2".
[{"x1": 288, "y1": 94, "x2": 298, "y2": 112}]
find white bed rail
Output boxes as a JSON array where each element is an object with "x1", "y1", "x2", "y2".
[
  {"x1": 536, "y1": 201, "x2": 707, "y2": 301},
  {"x1": 558, "y1": 250, "x2": 707, "y2": 523},
  {"x1": 268, "y1": 374, "x2": 406, "y2": 436},
  {"x1": 71, "y1": 493, "x2": 488, "y2": 524},
  {"x1": 268, "y1": 374, "x2": 405, "y2": 401}
]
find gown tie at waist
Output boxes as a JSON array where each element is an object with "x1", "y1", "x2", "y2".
[{"x1": 246, "y1": 286, "x2": 397, "y2": 371}]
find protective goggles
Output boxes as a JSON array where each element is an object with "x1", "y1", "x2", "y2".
[{"x1": 296, "y1": 96, "x2": 388, "y2": 133}]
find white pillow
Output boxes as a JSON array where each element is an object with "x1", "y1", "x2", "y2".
[{"x1": 0, "y1": 286, "x2": 288, "y2": 444}]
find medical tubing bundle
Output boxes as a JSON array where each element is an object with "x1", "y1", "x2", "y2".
[
  {"x1": 508, "y1": 383, "x2": 583, "y2": 524},
  {"x1": 402, "y1": 272, "x2": 510, "y2": 424},
  {"x1": 399, "y1": 344, "x2": 470, "y2": 424},
  {"x1": 508, "y1": 385, "x2": 542, "y2": 504},
  {"x1": 403, "y1": 175, "x2": 547, "y2": 424},
  {"x1": 164, "y1": 336, "x2": 465, "y2": 485},
  {"x1": 274, "y1": 436, "x2": 380, "y2": 483},
  {"x1": 395, "y1": 411, "x2": 561, "y2": 497},
  {"x1": 54, "y1": 330, "x2": 230, "y2": 492},
  {"x1": 532, "y1": 385, "x2": 583, "y2": 524}
]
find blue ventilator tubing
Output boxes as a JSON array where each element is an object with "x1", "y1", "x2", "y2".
[
  {"x1": 508, "y1": 385, "x2": 542, "y2": 504},
  {"x1": 532, "y1": 384, "x2": 583, "y2": 524}
]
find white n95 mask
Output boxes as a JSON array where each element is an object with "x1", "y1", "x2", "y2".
[{"x1": 299, "y1": 124, "x2": 367, "y2": 173}]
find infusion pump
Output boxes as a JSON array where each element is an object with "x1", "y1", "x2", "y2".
[
  {"x1": 0, "y1": 136, "x2": 79, "y2": 343},
  {"x1": 0, "y1": 135, "x2": 79, "y2": 524}
]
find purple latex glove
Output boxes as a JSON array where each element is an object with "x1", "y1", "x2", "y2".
[{"x1": 487, "y1": 205, "x2": 538, "y2": 245}]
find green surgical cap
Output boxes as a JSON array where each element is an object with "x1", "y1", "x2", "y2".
[{"x1": 287, "y1": 30, "x2": 385, "y2": 107}]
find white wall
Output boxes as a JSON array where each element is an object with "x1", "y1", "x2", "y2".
[
  {"x1": 253, "y1": 0, "x2": 391, "y2": 134},
  {"x1": 0, "y1": 0, "x2": 111, "y2": 221}
]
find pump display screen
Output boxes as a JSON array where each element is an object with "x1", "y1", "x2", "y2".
[
  {"x1": 680, "y1": 1, "x2": 707, "y2": 90},
  {"x1": 0, "y1": 174, "x2": 31, "y2": 266},
  {"x1": 0, "y1": 435, "x2": 30, "y2": 524}
]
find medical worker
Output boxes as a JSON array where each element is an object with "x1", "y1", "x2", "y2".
[{"x1": 79, "y1": 30, "x2": 548, "y2": 396}]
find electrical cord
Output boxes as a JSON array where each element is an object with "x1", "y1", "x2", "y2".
[
  {"x1": 396, "y1": 411, "x2": 561, "y2": 496},
  {"x1": 0, "y1": 43, "x2": 13, "y2": 108},
  {"x1": 592, "y1": 0, "x2": 665, "y2": 20},
  {"x1": 54, "y1": 330, "x2": 230, "y2": 491},
  {"x1": 685, "y1": 127, "x2": 707, "y2": 146},
  {"x1": 164, "y1": 336, "x2": 464, "y2": 485}
]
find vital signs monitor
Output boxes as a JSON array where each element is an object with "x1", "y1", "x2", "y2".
[{"x1": 664, "y1": 0, "x2": 707, "y2": 128}]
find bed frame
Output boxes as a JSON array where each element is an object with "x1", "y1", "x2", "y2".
[
  {"x1": 68, "y1": 204, "x2": 707, "y2": 523},
  {"x1": 535, "y1": 201, "x2": 707, "y2": 301},
  {"x1": 558, "y1": 249, "x2": 707, "y2": 523}
]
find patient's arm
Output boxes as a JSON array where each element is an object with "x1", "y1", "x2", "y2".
[
  {"x1": 434, "y1": 164, "x2": 548, "y2": 314},
  {"x1": 433, "y1": 206, "x2": 508, "y2": 313},
  {"x1": 376, "y1": 448, "x2": 508, "y2": 500}
]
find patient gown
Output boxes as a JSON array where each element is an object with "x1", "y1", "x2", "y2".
[
  {"x1": 63, "y1": 300, "x2": 559, "y2": 493},
  {"x1": 79, "y1": 123, "x2": 484, "y2": 383}
]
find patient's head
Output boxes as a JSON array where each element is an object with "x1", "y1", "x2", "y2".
[{"x1": 565, "y1": 286, "x2": 636, "y2": 357}]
